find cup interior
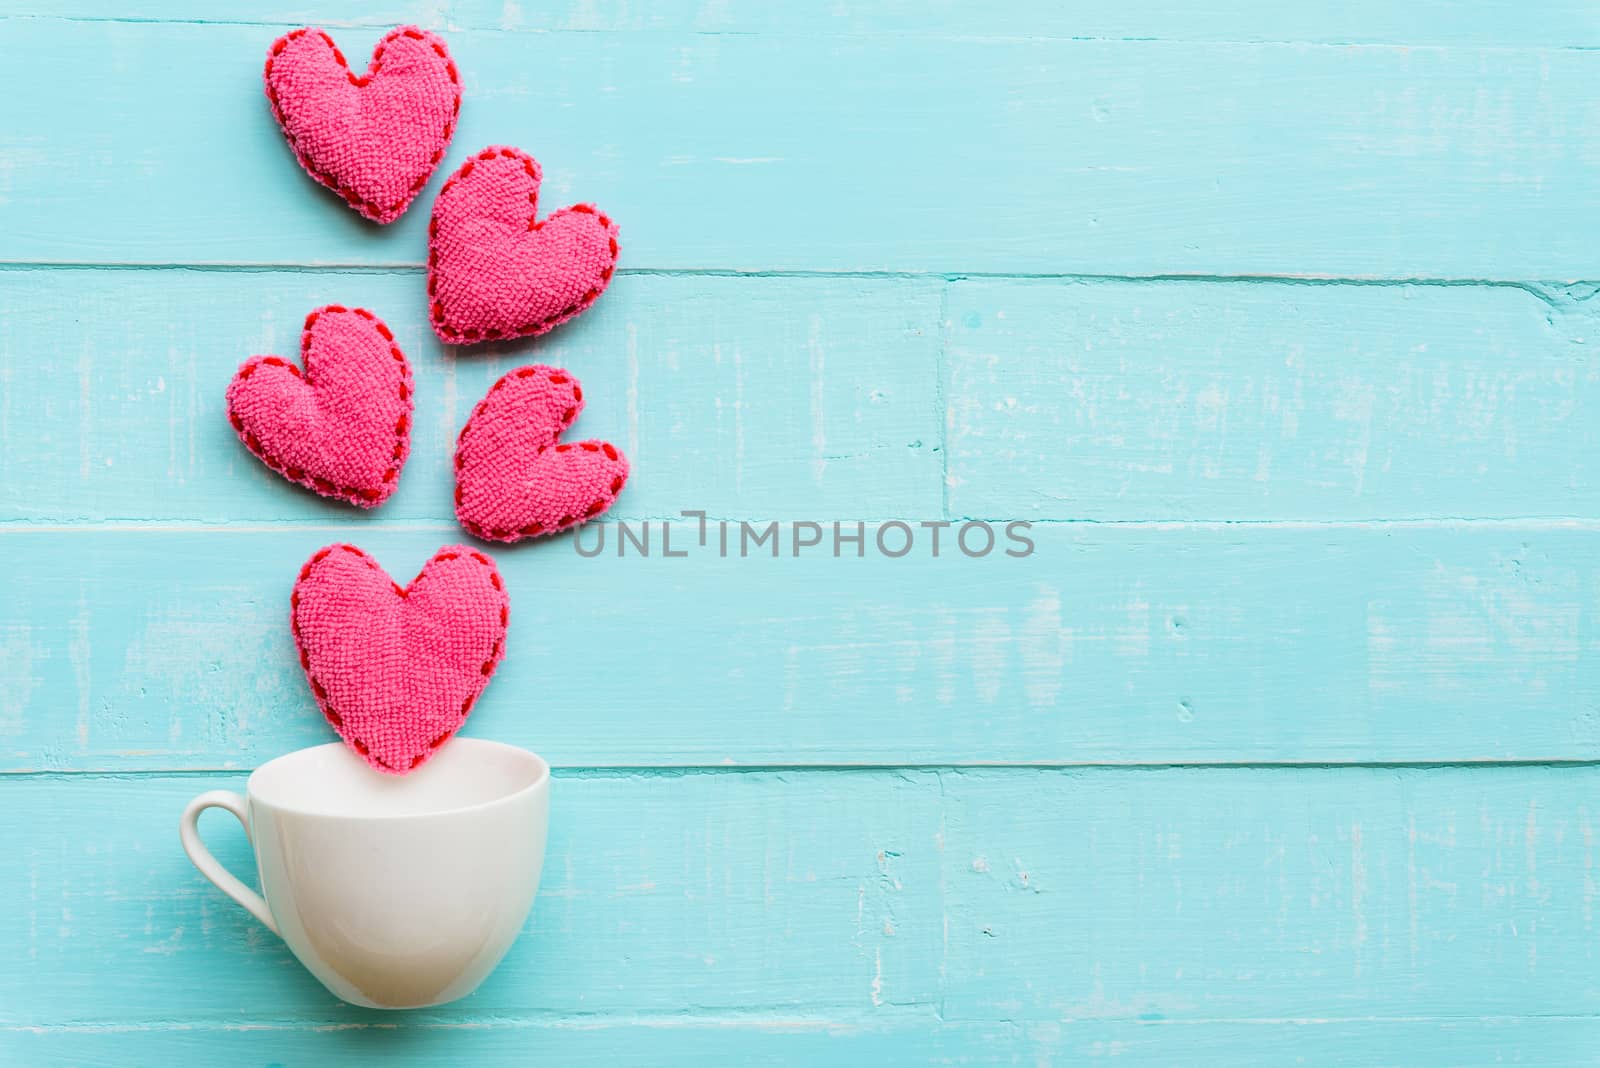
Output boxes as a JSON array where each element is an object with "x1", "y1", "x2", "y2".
[{"x1": 248, "y1": 738, "x2": 548, "y2": 819}]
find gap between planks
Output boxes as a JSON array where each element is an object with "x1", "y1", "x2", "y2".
[
  {"x1": 4, "y1": 13, "x2": 1600, "y2": 52},
  {"x1": 16, "y1": 1011, "x2": 1600, "y2": 1035},
  {"x1": 6, "y1": 517, "x2": 1600, "y2": 531},
  {"x1": 0, "y1": 263, "x2": 1592, "y2": 295},
  {"x1": 8, "y1": 761, "x2": 1600, "y2": 780}
]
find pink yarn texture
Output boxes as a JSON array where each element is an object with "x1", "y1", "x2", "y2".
[
  {"x1": 265, "y1": 25, "x2": 461, "y2": 224},
  {"x1": 291, "y1": 543, "x2": 510, "y2": 775},
  {"x1": 226, "y1": 305, "x2": 413, "y2": 508},
  {"x1": 455, "y1": 365, "x2": 630, "y2": 542},
  {"x1": 428, "y1": 146, "x2": 620, "y2": 344}
]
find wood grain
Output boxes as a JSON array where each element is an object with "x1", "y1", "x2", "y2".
[
  {"x1": 3, "y1": 20, "x2": 1598, "y2": 277},
  {"x1": 6, "y1": 270, "x2": 1596, "y2": 526},
  {"x1": 18, "y1": 0, "x2": 1600, "y2": 45},
  {"x1": 0, "y1": 269, "x2": 942, "y2": 522},
  {"x1": 4, "y1": 524, "x2": 1598, "y2": 770},
  {"x1": 945, "y1": 279, "x2": 1600, "y2": 521},
  {"x1": 1, "y1": 4, "x2": 1595, "y2": 1061},
  {"x1": 5, "y1": 768, "x2": 1595, "y2": 1029},
  {"x1": 9, "y1": 1018, "x2": 1599, "y2": 1068}
]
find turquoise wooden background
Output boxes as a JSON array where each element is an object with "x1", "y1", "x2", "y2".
[{"x1": 3, "y1": 2, "x2": 1600, "y2": 1064}]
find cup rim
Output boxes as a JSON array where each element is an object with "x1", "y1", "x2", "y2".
[{"x1": 246, "y1": 738, "x2": 550, "y2": 822}]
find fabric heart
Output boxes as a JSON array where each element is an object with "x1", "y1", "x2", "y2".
[
  {"x1": 226, "y1": 306, "x2": 413, "y2": 507},
  {"x1": 265, "y1": 25, "x2": 461, "y2": 224},
  {"x1": 454, "y1": 365, "x2": 629, "y2": 541},
  {"x1": 291, "y1": 543, "x2": 510, "y2": 775},
  {"x1": 428, "y1": 146, "x2": 620, "y2": 344}
]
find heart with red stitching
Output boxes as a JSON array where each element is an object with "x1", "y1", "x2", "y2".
[
  {"x1": 428, "y1": 146, "x2": 620, "y2": 344},
  {"x1": 454, "y1": 365, "x2": 630, "y2": 542},
  {"x1": 292, "y1": 543, "x2": 510, "y2": 775},
  {"x1": 226, "y1": 305, "x2": 413, "y2": 508},
  {"x1": 265, "y1": 25, "x2": 461, "y2": 224}
]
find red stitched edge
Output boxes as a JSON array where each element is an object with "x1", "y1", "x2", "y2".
[
  {"x1": 264, "y1": 25, "x2": 462, "y2": 224},
  {"x1": 226, "y1": 305, "x2": 413, "y2": 509},
  {"x1": 427, "y1": 146, "x2": 620, "y2": 344},
  {"x1": 452, "y1": 364, "x2": 628, "y2": 542},
  {"x1": 290, "y1": 543, "x2": 509, "y2": 773}
]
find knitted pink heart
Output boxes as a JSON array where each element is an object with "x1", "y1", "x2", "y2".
[
  {"x1": 226, "y1": 306, "x2": 413, "y2": 508},
  {"x1": 454, "y1": 365, "x2": 630, "y2": 542},
  {"x1": 428, "y1": 146, "x2": 620, "y2": 344},
  {"x1": 291, "y1": 543, "x2": 510, "y2": 775},
  {"x1": 265, "y1": 25, "x2": 461, "y2": 224}
]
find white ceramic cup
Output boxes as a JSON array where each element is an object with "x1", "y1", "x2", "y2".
[{"x1": 180, "y1": 738, "x2": 550, "y2": 1009}]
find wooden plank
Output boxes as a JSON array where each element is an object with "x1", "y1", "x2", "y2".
[
  {"x1": 936, "y1": 766, "x2": 1600, "y2": 1022},
  {"x1": 16, "y1": 0, "x2": 1600, "y2": 47},
  {"x1": 8, "y1": 1017, "x2": 1600, "y2": 1067},
  {"x1": 4, "y1": 21, "x2": 1599, "y2": 277},
  {"x1": 2, "y1": 771, "x2": 943, "y2": 1024},
  {"x1": 944, "y1": 279, "x2": 1600, "y2": 521},
  {"x1": 5, "y1": 766, "x2": 1598, "y2": 1028},
  {"x1": 0, "y1": 269, "x2": 942, "y2": 522},
  {"x1": 4, "y1": 523, "x2": 1598, "y2": 770},
  {"x1": 4, "y1": 270, "x2": 1594, "y2": 527}
]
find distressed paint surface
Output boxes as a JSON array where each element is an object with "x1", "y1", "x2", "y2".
[
  {"x1": 18, "y1": 1, "x2": 1600, "y2": 45},
  {"x1": 4, "y1": 524, "x2": 1600, "y2": 769},
  {"x1": 9, "y1": 1019, "x2": 1600, "y2": 1068},
  {"x1": 0, "y1": 270, "x2": 943, "y2": 522},
  {"x1": 945, "y1": 280, "x2": 1600, "y2": 521},
  {"x1": 3, "y1": 769, "x2": 1597, "y2": 1028},
  {"x1": 1, "y1": 2, "x2": 1598, "y2": 1065},
  {"x1": 4, "y1": 21, "x2": 1600, "y2": 277}
]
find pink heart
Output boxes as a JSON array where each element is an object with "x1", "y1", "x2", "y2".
[
  {"x1": 454, "y1": 365, "x2": 630, "y2": 542},
  {"x1": 291, "y1": 543, "x2": 510, "y2": 775},
  {"x1": 225, "y1": 305, "x2": 413, "y2": 508},
  {"x1": 428, "y1": 146, "x2": 620, "y2": 344},
  {"x1": 265, "y1": 25, "x2": 461, "y2": 224}
]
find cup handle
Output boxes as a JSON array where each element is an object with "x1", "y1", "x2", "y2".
[{"x1": 179, "y1": 790, "x2": 278, "y2": 934}]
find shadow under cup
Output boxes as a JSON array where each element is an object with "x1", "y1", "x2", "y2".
[{"x1": 237, "y1": 739, "x2": 549, "y2": 1009}]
